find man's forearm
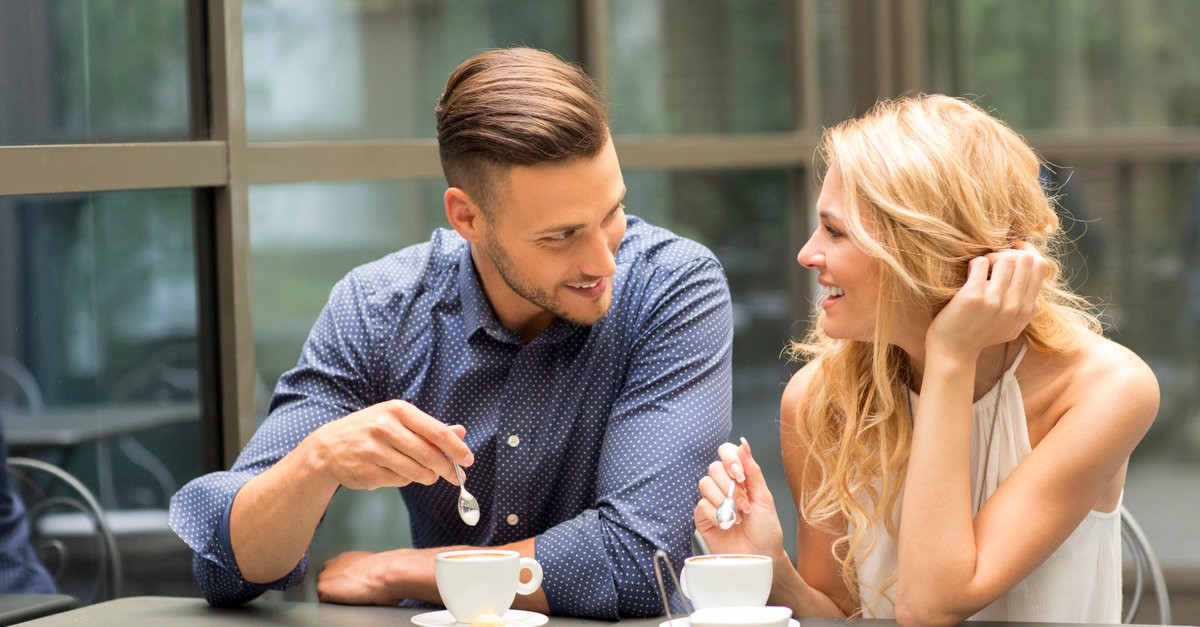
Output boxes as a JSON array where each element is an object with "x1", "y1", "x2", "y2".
[{"x1": 230, "y1": 440, "x2": 340, "y2": 583}]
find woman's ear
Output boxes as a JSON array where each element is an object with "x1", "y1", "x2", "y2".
[{"x1": 445, "y1": 187, "x2": 485, "y2": 244}]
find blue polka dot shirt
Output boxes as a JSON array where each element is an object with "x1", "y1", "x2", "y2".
[{"x1": 168, "y1": 216, "x2": 732, "y2": 618}]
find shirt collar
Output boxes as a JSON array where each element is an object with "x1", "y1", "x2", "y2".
[{"x1": 457, "y1": 244, "x2": 584, "y2": 346}]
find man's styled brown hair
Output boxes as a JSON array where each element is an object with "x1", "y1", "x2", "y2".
[{"x1": 435, "y1": 47, "x2": 609, "y2": 213}]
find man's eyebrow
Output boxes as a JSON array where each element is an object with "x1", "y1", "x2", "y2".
[
  {"x1": 532, "y1": 222, "x2": 585, "y2": 236},
  {"x1": 532, "y1": 196, "x2": 626, "y2": 236}
]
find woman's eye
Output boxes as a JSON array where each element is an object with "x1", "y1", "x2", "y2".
[{"x1": 824, "y1": 225, "x2": 844, "y2": 238}]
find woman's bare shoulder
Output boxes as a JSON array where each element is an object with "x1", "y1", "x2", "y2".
[
  {"x1": 1073, "y1": 334, "x2": 1158, "y2": 400},
  {"x1": 781, "y1": 358, "x2": 822, "y2": 419},
  {"x1": 1034, "y1": 333, "x2": 1160, "y2": 430}
]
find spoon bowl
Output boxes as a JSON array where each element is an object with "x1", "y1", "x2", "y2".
[
  {"x1": 715, "y1": 479, "x2": 737, "y2": 530},
  {"x1": 453, "y1": 461, "x2": 480, "y2": 526}
]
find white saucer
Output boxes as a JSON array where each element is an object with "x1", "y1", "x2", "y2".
[
  {"x1": 411, "y1": 609, "x2": 549, "y2": 627},
  {"x1": 659, "y1": 618, "x2": 799, "y2": 627}
]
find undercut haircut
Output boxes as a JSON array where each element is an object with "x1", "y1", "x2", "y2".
[{"x1": 435, "y1": 47, "x2": 609, "y2": 214}]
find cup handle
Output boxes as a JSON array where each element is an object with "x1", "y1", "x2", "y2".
[
  {"x1": 679, "y1": 565, "x2": 691, "y2": 599},
  {"x1": 516, "y1": 557, "x2": 543, "y2": 595}
]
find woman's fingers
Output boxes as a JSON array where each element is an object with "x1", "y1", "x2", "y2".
[
  {"x1": 699, "y1": 472, "x2": 731, "y2": 507},
  {"x1": 699, "y1": 438, "x2": 780, "y2": 528},
  {"x1": 694, "y1": 498, "x2": 718, "y2": 533},
  {"x1": 984, "y1": 251, "x2": 1016, "y2": 296},
  {"x1": 716, "y1": 442, "x2": 745, "y2": 482},
  {"x1": 983, "y1": 245, "x2": 1047, "y2": 326},
  {"x1": 1013, "y1": 242, "x2": 1048, "y2": 305}
]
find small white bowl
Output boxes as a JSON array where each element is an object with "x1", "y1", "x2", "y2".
[{"x1": 688, "y1": 605, "x2": 793, "y2": 627}]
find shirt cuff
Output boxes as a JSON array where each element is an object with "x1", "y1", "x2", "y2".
[
  {"x1": 215, "y1": 488, "x2": 308, "y2": 589},
  {"x1": 535, "y1": 510, "x2": 620, "y2": 619}
]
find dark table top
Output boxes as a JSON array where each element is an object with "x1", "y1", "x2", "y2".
[
  {"x1": 15, "y1": 596, "x2": 1192, "y2": 627},
  {"x1": 0, "y1": 593, "x2": 75, "y2": 625}
]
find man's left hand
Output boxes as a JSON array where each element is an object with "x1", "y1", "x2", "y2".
[{"x1": 316, "y1": 549, "x2": 434, "y2": 606}]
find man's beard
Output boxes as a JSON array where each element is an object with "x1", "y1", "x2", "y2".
[{"x1": 483, "y1": 234, "x2": 610, "y2": 327}]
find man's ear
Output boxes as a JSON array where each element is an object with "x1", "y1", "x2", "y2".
[{"x1": 445, "y1": 187, "x2": 486, "y2": 243}]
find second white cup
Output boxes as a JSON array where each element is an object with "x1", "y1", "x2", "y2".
[{"x1": 680, "y1": 553, "x2": 772, "y2": 610}]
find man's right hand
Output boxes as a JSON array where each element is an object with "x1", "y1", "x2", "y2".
[
  {"x1": 230, "y1": 399, "x2": 473, "y2": 584},
  {"x1": 305, "y1": 399, "x2": 474, "y2": 490}
]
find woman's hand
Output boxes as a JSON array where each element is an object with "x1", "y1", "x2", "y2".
[
  {"x1": 694, "y1": 438, "x2": 786, "y2": 561},
  {"x1": 927, "y1": 240, "x2": 1048, "y2": 357}
]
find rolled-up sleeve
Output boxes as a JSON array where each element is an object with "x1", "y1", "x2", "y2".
[
  {"x1": 168, "y1": 274, "x2": 377, "y2": 606},
  {"x1": 171, "y1": 469, "x2": 307, "y2": 606},
  {"x1": 536, "y1": 258, "x2": 733, "y2": 618}
]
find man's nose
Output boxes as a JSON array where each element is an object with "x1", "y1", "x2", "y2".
[{"x1": 582, "y1": 228, "x2": 617, "y2": 278}]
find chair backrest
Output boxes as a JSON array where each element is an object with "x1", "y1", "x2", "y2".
[
  {"x1": 1120, "y1": 505, "x2": 1171, "y2": 624},
  {"x1": 7, "y1": 457, "x2": 123, "y2": 605},
  {"x1": 0, "y1": 355, "x2": 43, "y2": 410}
]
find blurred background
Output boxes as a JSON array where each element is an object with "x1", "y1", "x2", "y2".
[{"x1": 1, "y1": 0, "x2": 1198, "y2": 621}]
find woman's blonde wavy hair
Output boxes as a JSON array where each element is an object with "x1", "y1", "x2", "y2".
[{"x1": 785, "y1": 94, "x2": 1101, "y2": 613}]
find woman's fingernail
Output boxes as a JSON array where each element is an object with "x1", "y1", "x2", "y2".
[{"x1": 732, "y1": 462, "x2": 745, "y2": 483}]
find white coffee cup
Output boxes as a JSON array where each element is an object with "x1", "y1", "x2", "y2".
[
  {"x1": 680, "y1": 553, "x2": 772, "y2": 610},
  {"x1": 434, "y1": 549, "x2": 543, "y2": 622}
]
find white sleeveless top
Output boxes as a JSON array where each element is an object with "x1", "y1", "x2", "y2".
[{"x1": 855, "y1": 345, "x2": 1122, "y2": 623}]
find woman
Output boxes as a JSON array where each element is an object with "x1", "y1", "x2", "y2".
[{"x1": 695, "y1": 95, "x2": 1158, "y2": 625}]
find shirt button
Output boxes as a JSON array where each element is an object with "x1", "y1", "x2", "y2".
[
  {"x1": 506, "y1": 514, "x2": 519, "y2": 526},
  {"x1": 506, "y1": 434, "x2": 520, "y2": 447}
]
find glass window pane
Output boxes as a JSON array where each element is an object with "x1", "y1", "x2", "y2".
[
  {"x1": 1047, "y1": 159, "x2": 1200, "y2": 568},
  {"x1": 249, "y1": 179, "x2": 448, "y2": 600},
  {"x1": 929, "y1": 0, "x2": 1200, "y2": 130},
  {"x1": 0, "y1": 0, "x2": 192, "y2": 145},
  {"x1": 242, "y1": 0, "x2": 579, "y2": 141},
  {"x1": 625, "y1": 168, "x2": 801, "y2": 555},
  {"x1": 608, "y1": 0, "x2": 794, "y2": 135},
  {"x1": 815, "y1": 0, "x2": 855, "y2": 127},
  {"x1": 249, "y1": 180, "x2": 447, "y2": 391},
  {"x1": 0, "y1": 189, "x2": 200, "y2": 599}
]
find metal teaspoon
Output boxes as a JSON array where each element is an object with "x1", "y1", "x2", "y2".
[
  {"x1": 453, "y1": 461, "x2": 480, "y2": 526},
  {"x1": 715, "y1": 479, "x2": 737, "y2": 530}
]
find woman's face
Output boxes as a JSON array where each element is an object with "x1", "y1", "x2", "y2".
[{"x1": 797, "y1": 163, "x2": 882, "y2": 342}]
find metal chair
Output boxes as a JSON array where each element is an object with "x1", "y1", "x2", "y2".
[
  {"x1": 0, "y1": 355, "x2": 43, "y2": 412},
  {"x1": 7, "y1": 457, "x2": 122, "y2": 606},
  {"x1": 1120, "y1": 505, "x2": 1171, "y2": 624}
]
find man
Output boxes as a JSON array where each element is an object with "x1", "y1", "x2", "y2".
[{"x1": 168, "y1": 47, "x2": 732, "y2": 619}]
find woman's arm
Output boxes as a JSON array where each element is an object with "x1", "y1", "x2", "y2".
[
  {"x1": 779, "y1": 362, "x2": 856, "y2": 616},
  {"x1": 896, "y1": 250, "x2": 1158, "y2": 625},
  {"x1": 693, "y1": 361, "x2": 849, "y2": 617}
]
